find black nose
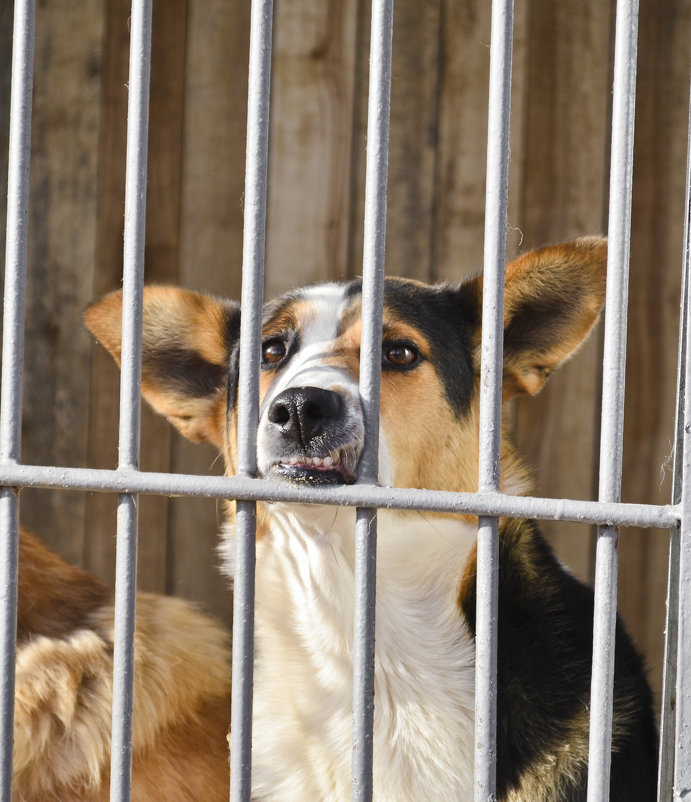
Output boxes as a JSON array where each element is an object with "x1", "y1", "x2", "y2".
[{"x1": 267, "y1": 386, "x2": 343, "y2": 447}]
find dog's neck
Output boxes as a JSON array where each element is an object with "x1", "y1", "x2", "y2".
[
  {"x1": 220, "y1": 504, "x2": 478, "y2": 800},
  {"x1": 216, "y1": 452, "x2": 531, "y2": 799},
  {"x1": 220, "y1": 504, "x2": 478, "y2": 633}
]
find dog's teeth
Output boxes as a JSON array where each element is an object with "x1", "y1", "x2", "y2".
[{"x1": 281, "y1": 451, "x2": 349, "y2": 470}]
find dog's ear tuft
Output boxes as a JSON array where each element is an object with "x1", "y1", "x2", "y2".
[
  {"x1": 460, "y1": 237, "x2": 607, "y2": 399},
  {"x1": 501, "y1": 237, "x2": 606, "y2": 397},
  {"x1": 84, "y1": 287, "x2": 240, "y2": 448}
]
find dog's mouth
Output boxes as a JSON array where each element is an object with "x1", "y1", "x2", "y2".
[{"x1": 266, "y1": 444, "x2": 360, "y2": 485}]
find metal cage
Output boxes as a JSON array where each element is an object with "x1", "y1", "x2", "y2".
[{"x1": 1, "y1": 0, "x2": 690, "y2": 800}]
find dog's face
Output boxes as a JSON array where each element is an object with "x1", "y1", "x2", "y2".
[
  {"x1": 85, "y1": 237, "x2": 607, "y2": 497},
  {"x1": 253, "y1": 278, "x2": 480, "y2": 491}
]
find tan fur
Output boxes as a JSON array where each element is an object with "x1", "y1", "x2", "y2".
[
  {"x1": 87, "y1": 239, "x2": 606, "y2": 469},
  {"x1": 13, "y1": 530, "x2": 231, "y2": 801},
  {"x1": 79, "y1": 237, "x2": 621, "y2": 800},
  {"x1": 502, "y1": 709, "x2": 591, "y2": 802},
  {"x1": 467, "y1": 237, "x2": 608, "y2": 398},
  {"x1": 83, "y1": 288, "x2": 236, "y2": 448}
]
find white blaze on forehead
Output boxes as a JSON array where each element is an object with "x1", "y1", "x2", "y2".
[
  {"x1": 262, "y1": 283, "x2": 359, "y2": 406},
  {"x1": 297, "y1": 282, "x2": 352, "y2": 345}
]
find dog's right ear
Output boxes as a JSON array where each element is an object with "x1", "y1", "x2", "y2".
[{"x1": 84, "y1": 287, "x2": 240, "y2": 449}]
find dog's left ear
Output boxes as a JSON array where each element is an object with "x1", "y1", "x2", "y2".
[{"x1": 461, "y1": 236, "x2": 607, "y2": 399}]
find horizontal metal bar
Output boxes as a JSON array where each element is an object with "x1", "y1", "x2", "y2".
[{"x1": 0, "y1": 463, "x2": 676, "y2": 529}]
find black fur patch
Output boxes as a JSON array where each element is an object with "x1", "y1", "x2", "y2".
[
  {"x1": 144, "y1": 347, "x2": 227, "y2": 398},
  {"x1": 504, "y1": 293, "x2": 579, "y2": 357},
  {"x1": 144, "y1": 301, "x2": 240, "y2": 400},
  {"x1": 460, "y1": 519, "x2": 658, "y2": 801},
  {"x1": 381, "y1": 279, "x2": 478, "y2": 414},
  {"x1": 223, "y1": 305, "x2": 243, "y2": 413}
]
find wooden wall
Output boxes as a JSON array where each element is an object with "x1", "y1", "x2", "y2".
[{"x1": 1, "y1": 0, "x2": 689, "y2": 703}]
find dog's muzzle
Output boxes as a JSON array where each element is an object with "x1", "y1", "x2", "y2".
[{"x1": 257, "y1": 385, "x2": 363, "y2": 485}]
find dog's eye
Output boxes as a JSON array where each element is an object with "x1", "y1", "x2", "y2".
[
  {"x1": 262, "y1": 338, "x2": 287, "y2": 366},
  {"x1": 382, "y1": 341, "x2": 420, "y2": 369}
]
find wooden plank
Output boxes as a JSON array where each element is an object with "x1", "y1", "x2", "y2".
[
  {"x1": 264, "y1": 0, "x2": 358, "y2": 296},
  {"x1": 617, "y1": 0, "x2": 691, "y2": 701},
  {"x1": 83, "y1": 0, "x2": 134, "y2": 586},
  {"x1": 177, "y1": 0, "x2": 249, "y2": 302},
  {"x1": 0, "y1": 0, "x2": 11, "y2": 272},
  {"x1": 17, "y1": 0, "x2": 106, "y2": 565},
  {"x1": 431, "y1": 1, "x2": 493, "y2": 282},
  {"x1": 137, "y1": 0, "x2": 188, "y2": 593},
  {"x1": 512, "y1": 0, "x2": 613, "y2": 584},
  {"x1": 170, "y1": 0, "x2": 252, "y2": 622},
  {"x1": 7, "y1": 0, "x2": 688, "y2": 704},
  {"x1": 166, "y1": 440, "x2": 230, "y2": 625},
  {"x1": 348, "y1": 0, "x2": 444, "y2": 282},
  {"x1": 84, "y1": 0, "x2": 187, "y2": 594},
  {"x1": 427, "y1": 0, "x2": 528, "y2": 280}
]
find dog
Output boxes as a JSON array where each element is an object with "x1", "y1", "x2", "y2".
[
  {"x1": 83, "y1": 236, "x2": 657, "y2": 800},
  {"x1": 13, "y1": 528, "x2": 231, "y2": 801}
]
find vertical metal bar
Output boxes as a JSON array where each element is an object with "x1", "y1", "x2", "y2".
[
  {"x1": 474, "y1": 0, "x2": 514, "y2": 799},
  {"x1": 0, "y1": 1, "x2": 35, "y2": 799},
  {"x1": 586, "y1": 1, "x2": 638, "y2": 799},
  {"x1": 230, "y1": 1, "x2": 274, "y2": 799},
  {"x1": 657, "y1": 74, "x2": 691, "y2": 802},
  {"x1": 675, "y1": 322, "x2": 691, "y2": 796},
  {"x1": 109, "y1": 1, "x2": 152, "y2": 799},
  {"x1": 351, "y1": 2, "x2": 394, "y2": 799},
  {"x1": 673, "y1": 80, "x2": 691, "y2": 802}
]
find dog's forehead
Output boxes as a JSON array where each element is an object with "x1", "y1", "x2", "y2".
[
  {"x1": 261, "y1": 278, "x2": 463, "y2": 338},
  {"x1": 262, "y1": 282, "x2": 350, "y2": 339},
  {"x1": 261, "y1": 281, "x2": 359, "y2": 341}
]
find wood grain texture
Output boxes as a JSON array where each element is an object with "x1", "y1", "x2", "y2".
[
  {"x1": 0, "y1": 0, "x2": 11, "y2": 277},
  {"x1": 169, "y1": 0, "x2": 252, "y2": 621},
  {"x1": 19, "y1": 0, "x2": 105, "y2": 565},
  {"x1": 618, "y1": 0, "x2": 691, "y2": 700},
  {"x1": 348, "y1": 0, "x2": 444, "y2": 282},
  {"x1": 432, "y1": 0, "x2": 494, "y2": 283},
  {"x1": 177, "y1": 0, "x2": 249, "y2": 300},
  {"x1": 512, "y1": 0, "x2": 613, "y2": 584},
  {"x1": 84, "y1": 0, "x2": 188, "y2": 593},
  {"x1": 265, "y1": 0, "x2": 358, "y2": 295},
  {"x1": 83, "y1": 0, "x2": 135, "y2": 585},
  {"x1": 1, "y1": 0, "x2": 688, "y2": 707}
]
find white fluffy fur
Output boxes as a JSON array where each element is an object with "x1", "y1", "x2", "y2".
[
  {"x1": 221, "y1": 504, "x2": 478, "y2": 800},
  {"x1": 225, "y1": 286, "x2": 480, "y2": 799}
]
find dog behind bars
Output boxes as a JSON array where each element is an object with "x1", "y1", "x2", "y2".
[
  {"x1": 15, "y1": 236, "x2": 657, "y2": 800},
  {"x1": 87, "y1": 235, "x2": 657, "y2": 799}
]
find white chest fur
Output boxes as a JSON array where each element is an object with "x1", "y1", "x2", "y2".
[{"x1": 222, "y1": 506, "x2": 478, "y2": 801}]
